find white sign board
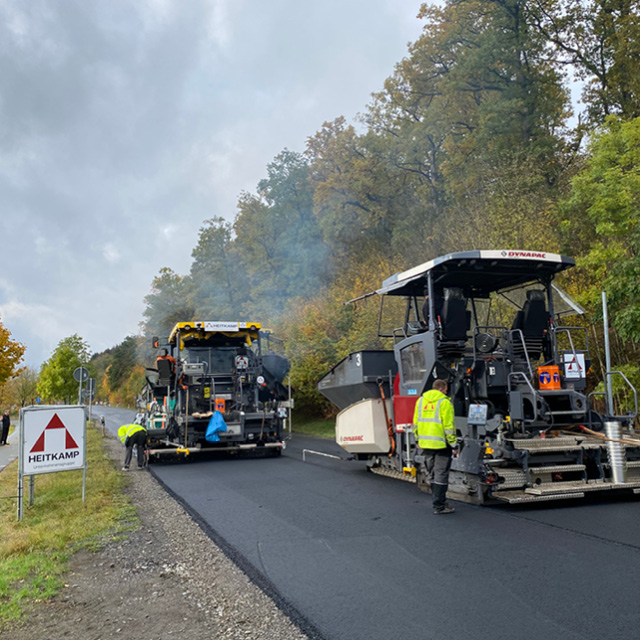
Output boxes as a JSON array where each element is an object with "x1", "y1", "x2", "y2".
[
  {"x1": 204, "y1": 321, "x2": 240, "y2": 332},
  {"x1": 563, "y1": 353, "x2": 586, "y2": 379},
  {"x1": 21, "y1": 406, "x2": 86, "y2": 476}
]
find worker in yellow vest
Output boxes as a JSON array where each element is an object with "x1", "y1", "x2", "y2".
[
  {"x1": 413, "y1": 379, "x2": 458, "y2": 514},
  {"x1": 118, "y1": 421, "x2": 147, "y2": 470}
]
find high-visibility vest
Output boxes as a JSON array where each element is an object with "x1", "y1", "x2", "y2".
[
  {"x1": 413, "y1": 390, "x2": 456, "y2": 449},
  {"x1": 118, "y1": 423, "x2": 146, "y2": 444}
]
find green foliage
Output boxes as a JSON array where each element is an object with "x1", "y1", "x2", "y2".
[
  {"x1": 89, "y1": 347, "x2": 117, "y2": 404},
  {"x1": 7, "y1": 367, "x2": 39, "y2": 407},
  {"x1": 107, "y1": 336, "x2": 139, "y2": 391},
  {"x1": 527, "y1": 0, "x2": 640, "y2": 123},
  {"x1": 593, "y1": 362, "x2": 640, "y2": 416},
  {"x1": 108, "y1": 364, "x2": 146, "y2": 407},
  {"x1": 37, "y1": 335, "x2": 90, "y2": 404},
  {"x1": 292, "y1": 416, "x2": 335, "y2": 439},
  {"x1": 560, "y1": 116, "x2": 640, "y2": 339}
]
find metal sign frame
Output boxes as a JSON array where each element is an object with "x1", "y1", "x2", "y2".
[{"x1": 17, "y1": 405, "x2": 87, "y2": 520}]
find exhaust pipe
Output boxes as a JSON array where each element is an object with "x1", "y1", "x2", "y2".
[{"x1": 605, "y1": 421, "x2": 627, "y2": 484}]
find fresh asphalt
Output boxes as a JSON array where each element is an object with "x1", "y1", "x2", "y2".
[{"x1": 68, "y1": 408, "x2": 640, "y2": 638}]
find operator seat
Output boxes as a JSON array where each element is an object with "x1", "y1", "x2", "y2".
[
  {"x1": 441, "y1": 288, "x2": 470, "y2": 340},
  {"x1": 438, "y1": 288, "x2": 470, "y2": 354},
  {"x1": 156, "y1": 358, "x2": 174, "y2": 387},
  {"x1": 511, "y1": 290, "x2": 550, "y2": 360}
]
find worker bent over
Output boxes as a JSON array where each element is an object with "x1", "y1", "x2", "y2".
[
  {"x1": 413, "y1": 379, "x2": 458, "y2": 514},
  {"x1": 118, "y1": 422, "x2": 148, "y2": 470}
]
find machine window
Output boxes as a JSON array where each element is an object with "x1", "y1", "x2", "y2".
[{"x1": 400, "y1": 342, "x2": 426, "y2": 383}]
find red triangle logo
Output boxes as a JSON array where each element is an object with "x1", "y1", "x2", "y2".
[{"x1": 30, "y1": 413, "x2": 79, "y2": 452}]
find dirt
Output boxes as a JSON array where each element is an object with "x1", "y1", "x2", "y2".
[{"x1": 0, "y1": 432, "x2": 308, "y2": 640}]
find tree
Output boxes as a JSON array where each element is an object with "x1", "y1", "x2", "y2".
[
  {"x1": 190, "y1": 217, "x2": 248, "y2": 319},
  {"x1": 0, "y1": 316, "x2": 26, "y2": 386},
  {"x1": 559, "y1": 116, "x2": 640, "y2": 340},
  {"x1": 361, "y1": 0, "x2": 569, "y2": 263},
  {"x1": 37, "y1": 334, "x2": 91, "y2": 404},
  {"x1": 306, "y1": 119, "x2": 402, "y2": 267},
  {"x1": 142, "y1": 268, "x2": 196, "y2": 339},
  {"x1": 107, "y1": 336, "x2": 140, "y2": 392},
  {"x1": 10, "y1": 367, "x2": 39, "y2": 407},
  {"x1": 233, "y1": 149, "x2": 326, "y2": 318},
  {"x1": 528, "y1": 0, "x2": 640, "y2": 123},
  {"x1": 278, "y1": 253, "x2": 395, "y2": 415}
]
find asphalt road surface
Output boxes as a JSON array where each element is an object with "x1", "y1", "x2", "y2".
[{"x1": 101, "y1": 407, "x2": 640, "y2": 640}]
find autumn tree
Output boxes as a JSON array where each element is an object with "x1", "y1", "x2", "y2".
[
  {"x1": 107, "y1": 336, "x2": 140, "y2": 392},
  {"x1": 10, "y1": 367, "x2": 39, "y2": 407},
  {"x1": 0, "y1": 316, "x2": 26, "y2": 387}
]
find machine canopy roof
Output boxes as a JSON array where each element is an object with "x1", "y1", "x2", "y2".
[
  {"x1": 377, "y1": 250, "x2": 575, "y2": 298},
  {"x1": 168, "y1": 321, "x2": 261, "y2": 347}
]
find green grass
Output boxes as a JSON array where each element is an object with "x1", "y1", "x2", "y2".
[
  {"x1": 292, "y1": 416, "x2": 336, "y2": 439},
  {"x1": 0, "y1": 423, "x2": 137, "y2": 626}
]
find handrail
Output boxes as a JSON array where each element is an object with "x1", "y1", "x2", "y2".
[
  {"x1": 554, "y1": 325, "x2": 589, "y2": 353},
  {"x1": 606, "y1": 371, "x2": 638, "y2": 427},
  {"x1": 507, "y1": 329, "x2": 534, "y2": 380}
]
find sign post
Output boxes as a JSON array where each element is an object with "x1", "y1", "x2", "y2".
[
  {"x1": 73, "y1": 367, "x2": 89, "y2": 405},
  {"x1": 18, "y1": 405, "x2": 87, "y2": 521},
  {"x1": 88, "y1": 378, "x2": 96, "y2": 420}
]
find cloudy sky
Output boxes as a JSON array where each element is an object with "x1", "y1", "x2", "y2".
[{"x1": 0, "y1": 1, "x2": 424, "y2": 367}]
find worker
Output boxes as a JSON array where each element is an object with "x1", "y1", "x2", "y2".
[
  {"x1": 117, "y1": 421, "x2": 148, "y2": 470},
  {"x1": 156, "y1": 348, "x2": 176, "y2": 371},
  {"x1": 413, "y1": 378, "x2": 458, "y2": 514}
]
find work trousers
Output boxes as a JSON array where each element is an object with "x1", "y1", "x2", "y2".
[
  {"x1": 422, "y1": 447, "x2": 452, "y2": 510},
  {"x1": 124, "y1": 430, "x2": 147, "y2": 468},
  {"x1": 0, "y1": 422, "x2": 8, "y2": 445}
]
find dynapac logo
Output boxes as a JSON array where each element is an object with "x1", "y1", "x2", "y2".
[
  {"x1": 502, "y1": 251, "x2": 546, "y2": 259},
  {"x1": 342, "y1": 435, "x2": 364, "y2": 442}
]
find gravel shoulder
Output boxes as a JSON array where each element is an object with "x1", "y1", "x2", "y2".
[{"x1": 0, "y1": 431, "x2": 309, "y2": 640}]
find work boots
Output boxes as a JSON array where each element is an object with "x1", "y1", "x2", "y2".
[{"x1": 432, "y1": 484, "x2": 455, "y2": 514}]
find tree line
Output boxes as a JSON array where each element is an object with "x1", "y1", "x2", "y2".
[{"x1": 2, "y1": 1, "x2": 639, "y2": 413}]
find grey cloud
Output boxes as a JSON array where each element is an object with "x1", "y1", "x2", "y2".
[{"x1": 0, "y1": 0, "x2": 423, "y2": 366}]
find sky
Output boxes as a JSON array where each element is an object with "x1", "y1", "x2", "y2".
[{"x1": 0, "y1": 0, "x2": 425, "y2": 368}]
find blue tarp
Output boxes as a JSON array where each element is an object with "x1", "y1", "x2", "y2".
[{"x1": 205, "y1": 411, "x2": 228, "y2": 442}]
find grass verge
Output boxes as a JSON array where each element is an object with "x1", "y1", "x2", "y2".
[
  {"x1": 0, "y1": 423, "x2": 137, "y2": 626},
  {"x1": 292, "y1": 416, "x2": 336, "y2": 439}
]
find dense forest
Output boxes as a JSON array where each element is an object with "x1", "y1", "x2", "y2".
[{"x1": 15, "y1": 0, "x2": 639, "y2": 414}]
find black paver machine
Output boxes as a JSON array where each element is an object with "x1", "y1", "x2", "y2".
[
  {"x1": 143, "y1": 321, "x2": 291, "y2": 459},
  {"x1": 318, "y1": 250, "x2": 640, "y2": 504}
]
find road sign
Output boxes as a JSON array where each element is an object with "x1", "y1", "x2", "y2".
[
  {"x1": 73, "y1": 367, "x2": 89, "y2": 383},
  {"x1": 21, "y1": 406, "x2": 86, "y2": 476}
]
